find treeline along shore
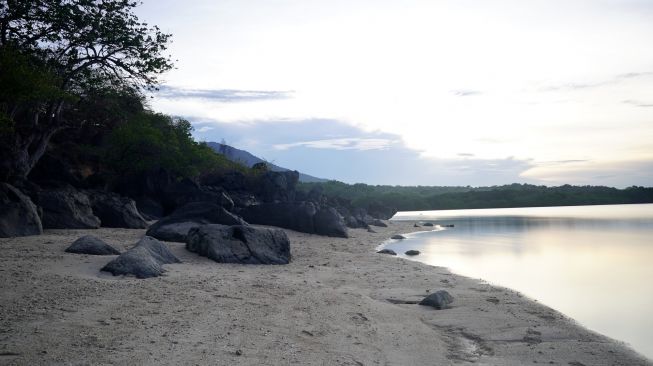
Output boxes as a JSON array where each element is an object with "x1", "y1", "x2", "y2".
[{"x1": 299, "y1": 181, "x2": 653, "y2": 212}]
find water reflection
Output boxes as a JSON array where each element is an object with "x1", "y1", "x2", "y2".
[{"x1": 385, "y1": 204, "x2": 653, "y2": 360}]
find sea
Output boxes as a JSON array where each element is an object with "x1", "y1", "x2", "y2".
[{"x1": 382, "y1": 203, "x2": 653, "y2": 360}]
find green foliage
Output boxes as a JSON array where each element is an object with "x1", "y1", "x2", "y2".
[
  {"x1": 0, "y1": 47, "x2": 70, "y2": 104},
  {"x1": 102, "y1": 112, "x2": 237, "y2": 179},
  {"x1": 299, "y1": 181, "x2": 653, "y2": 211}
]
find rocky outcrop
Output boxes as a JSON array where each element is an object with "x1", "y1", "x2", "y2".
[
  {"x1": 259, "y1": 170, "x2": 299, "y2": 203},
  {"x1": 88, "y1": 190, "x2": 148, "y2": 229},
  {"x1": 240, "y1": 201, "x2": 348, "y2": 238},
  {"x1": 146, "y1": 202, "x2": 247, "y2": 242},
  {"x1": 186, "y1": 224, "x2": 291, "y2": 264},
  {"x1": 313, "y1": 207, "x2": 348, "y2": 238},
  {"x1": 36, "y1": 186, "x2": 100, "y2": 229},
  {"x1": 419, "y1": 290, "x2": 453, "y2": 309},
  {"x1": 240, "y1": 201, "x2": 316, "y2": 233},
  {"x1": 0, "y1": 183, "x2": 43, "y2": 238},
  {"x1": 101, "y1": 236, "x2": 180, "y2": 278},
  {"x1": 65, "y1": 235, "x2": 120, "y2": 255}
]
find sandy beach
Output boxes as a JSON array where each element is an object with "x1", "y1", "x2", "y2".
[{"x1": 0, "y1": 221, "x2": 650, "y2": 366}]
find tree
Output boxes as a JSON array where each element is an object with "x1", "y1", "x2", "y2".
[{"x1": 0, "y1": 0, "x2": 173, "y2": 182}]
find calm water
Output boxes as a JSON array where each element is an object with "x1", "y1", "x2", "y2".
[{"x1": 384, "y1": 204, "x2": 653, "y2": 360}]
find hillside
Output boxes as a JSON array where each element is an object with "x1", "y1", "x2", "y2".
[{"x1": 207, "y1": 142, "x2": 327, "y2": 183}]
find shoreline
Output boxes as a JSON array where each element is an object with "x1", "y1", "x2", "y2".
[{"x1": 0, "y1": 221, "x2": 650, "y2": 365}]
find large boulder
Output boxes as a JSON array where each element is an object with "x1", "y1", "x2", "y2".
[
  {"x1": 88, "y1": 190, "x2": 148, "y2": 229},
  {"x1": 65, "y1": 235, "x2": 120, "y2": 255},
  {"x1": 147, "y1": 202, "x2": 247, "y2": 242},
  {"x1": 0, "y1": 183, "x2": 43, "y2": 237},
  {"x1": 240, "y1": 201, "x2": 316, "y2": 234},
  {"x1": 313, "y1": 207, "x2": 348, "y2": 238},
  {"x1": 36, "y1": 186, "x2": 100, "y2": 229},
  {"x1": 101, "y1": 236, "x2": 181, "y2": 278},
  {"x1": 186, "y1": 224, "x2": 291, "y2": 264}
]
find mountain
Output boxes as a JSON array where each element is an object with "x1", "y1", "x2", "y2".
[{"x1": 207, "y1": 142, "x2": 327, "y2": 183}]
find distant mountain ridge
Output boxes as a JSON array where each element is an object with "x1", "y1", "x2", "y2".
[{"x1": 207, "y1": 142, "x2": 327, "y2": 183}]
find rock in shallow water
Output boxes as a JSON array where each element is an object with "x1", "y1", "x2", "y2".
[
  {"x1": 405, "y1": 250, "x2": 420, "y2": 256},
  {"x1": 101, "y1": 236, "x2": 181, "y2": 278},
  {"x1": 419, "y1": 290, "x2": 454, "y2": 309},
  {"x1": 66, "y1": 235, "x2": 120, "y2": 255},
  {"x1": 186, "y1": 224, "x2": 291, "y2": 264}
]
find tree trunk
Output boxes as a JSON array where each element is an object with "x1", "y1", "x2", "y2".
[{"x1": 0, "y1": 109, "x2": 62, "y2": 184}]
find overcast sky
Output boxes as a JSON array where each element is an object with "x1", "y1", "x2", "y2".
[{"x1": 138, "y1": 0, "x2": 653, "y2": 187}]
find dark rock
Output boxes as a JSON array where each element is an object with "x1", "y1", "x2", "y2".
[
  {"x1": 314, "y1": 207, "x2": 348, "y2": 238},
  {"x1": 147, "y1": 202, "x2": 247, "y2": 242},
  {"x1": 229, "y1": 192, "x2": 258, "y2": 208},
  {"x1": 391, "y1": 234, "x2": 406, "y2": 240},
  {"x1": 146, "y1": 222, "x2": 201, "y2": 242},
  {"x1": 240, "y1": 201, "x2": 316, "y2": 234},
  {"x1": 101, "y1": 236, "x2": 181, "y2": 278},
  {"x1": 240, "y1": 201, "x2": 348, "y2": 238},
  {"x1": 186, "y1": 224, "x2": 291, "y2": 264},
  {"x1": 405, "y1": 250, "x2": 420, "y2": 255},
  {"x1": 0, "y1": 183, "x2": 43, "y2": 237},
  {"x1": 377, "y1": 249, "x2": 397, "y2": 255},
  {"x1": 259, "y1": 170, "x2": 299, "y2": 203},
  {"x1": 370, "y1": 219, "x2": 387, "y2": 227},
  {"x1": 419, "y1": 290, "x2": 454, "y2": 309},
  {"x1": 65, "y1": 235, "x2": 120, "y2": 255},
  {"x1": 422, "y1": 222, "x2": 434, "y2": 227},
  {"x1": 366, "y1": 202, "x2": 397, "y2": 220},
  {"x1": 88, "y1": 190, "x2": 148, "y2": 229},
  {"x1": 136, "y1": 197, "x2": 164, "y2": 220},
  {"x1": 442, "y1": 224, "x2": 455, "y2": 228},
  {"x1": 413, "y1": 223, "x2": 420, "y2": 227},
  {"x1": 36, "y1": 186, "x2": 100, "y2": 229}
]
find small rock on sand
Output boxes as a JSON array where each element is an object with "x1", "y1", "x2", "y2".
[
  {"x1": 377, "y1": 249, "x2": 397, "y2": 255},
  {"x1": 65, "y1": 235, "x2": 120, "y2": 255},
  {"x1": 101, "y1": 236, "x2": 181, "y2": 278},
  {"x1": 419, "y1": 290, "x2": 454, "y2": 309},
  {"x1": 405, "y1": 250, "x2": 420, "y2": 256},
  {"x1": 391, "y1": 234, "x2": 406, "y2": 240}
]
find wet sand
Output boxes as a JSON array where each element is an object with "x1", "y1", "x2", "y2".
[{"x1": 0, "y1": 221, "x2": 649, "y2": 365}]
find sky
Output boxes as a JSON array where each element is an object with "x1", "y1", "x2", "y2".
[{"x1": 137, "y1": 0, "x2": 653, "y2": 187}]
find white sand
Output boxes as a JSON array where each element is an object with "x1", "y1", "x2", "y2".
[{"x1": 0, "y1": 221, "x2": 650, "y2": 365}]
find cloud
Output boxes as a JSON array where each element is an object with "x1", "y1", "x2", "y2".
[
  {"x1": 155, "y1": 86, "x2": 293, "y2": 102},
  {"x1": 540, "y1": 71, "x2": 653, "y2": 92},
  {"x1": 451, "y1": 89, "x2": 482, "y2": 97},
  {"x1": 522, "y1": 159, "x2": 653, "y2": 187},
  {"x1": 457, "y1": 153, "x2": 475, "y2": 157},
  {"x1": 182, "y1": 117, "x2": 537, "y2": 186},
  {"x1": 623, "y1": 99, "x2": 653, "y2": 108},
  {"x1": 273, "y1": 138, "x2": 396, "y2": 151},
  {"x1": 196, "y1": 126, "x2": 214, "y2": 132}
]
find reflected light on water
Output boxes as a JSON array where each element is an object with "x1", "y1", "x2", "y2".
[{"x1": 386, "y1": 204, "x2": 653, "y2": 360}]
